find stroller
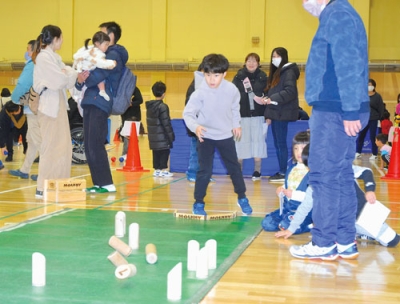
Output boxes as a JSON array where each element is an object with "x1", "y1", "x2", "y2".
[{"x1": 68, "y1": 98, "x2": 86, "y2": 164}]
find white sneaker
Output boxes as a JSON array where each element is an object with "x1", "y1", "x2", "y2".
[
  {"x1": 153, "y1": 170, "x2": 161, "y2": 177},
  {"x1": 369, "y1": 155, "x2": 377, "y2": 160},
  {"x1": 355, "y1": 153, "x2": 361, "y2": 159},
  {"x1": 159, "y1": 170, "x2": 173, "y2": 177},
  {"x1": 289, "y1": 241, "x2": 338, "y2": 261}
]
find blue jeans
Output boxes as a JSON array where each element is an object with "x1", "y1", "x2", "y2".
[
  {"x1": 261, "y1": 208, "x2": 312, "y2": 234},
  {"x1": 271, "y1": 120, "x2": 289, "y2": 175},
  {"x1": 309, "y1": 110, "x2": 369, "y2": 247},
  {"x1": 186, "y1": 136, "x2": 199, "y2": 180}
]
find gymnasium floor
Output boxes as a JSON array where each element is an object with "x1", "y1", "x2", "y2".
[{"x1": 0, "y1": 135, "x2": 400, "y2": 303}]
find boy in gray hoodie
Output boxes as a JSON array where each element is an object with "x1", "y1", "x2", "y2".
[{"x1": 183, "y1": 54, "x2": 252, "y2": 216}]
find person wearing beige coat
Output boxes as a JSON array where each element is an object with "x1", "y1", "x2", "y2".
[{"x1": 32, "y1": 25, "x2": 78, "y2": 198}]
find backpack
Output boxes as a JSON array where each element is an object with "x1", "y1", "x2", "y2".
[{"x1": 111, "y1": 66, "x2": 137, "y2": 115}]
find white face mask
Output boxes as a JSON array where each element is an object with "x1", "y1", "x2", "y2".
[
  {"x1": 368, "y1": 86, "x2": 374, "y2": 92},
  {"x1": 272, "y1": 57, "x2": 282, "y2": 68},
  {"x1": 303, "y1": 0, "x2": 328, "y2": 17}
]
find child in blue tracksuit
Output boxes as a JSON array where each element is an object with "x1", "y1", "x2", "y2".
[
  {"x1": 261, "y1": 131, "x2": 311, "y2": 233},
  {"x1": 276, "y1": 145, "x2": 399, "y2": 248}
]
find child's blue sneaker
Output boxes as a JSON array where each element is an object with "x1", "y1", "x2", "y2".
[
  {"x1": 237, "y1": 197, "x2": 253, "y2": 215},
  {"x1": 192, "y1": 202, "x2": 207, "y2": 216}
]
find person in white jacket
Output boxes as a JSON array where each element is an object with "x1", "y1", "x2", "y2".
[{"x1": 32, "y1": 25, "x2": 78, "y2": 198}]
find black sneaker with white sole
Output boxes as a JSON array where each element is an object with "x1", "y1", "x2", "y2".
[
  {"x1": 252, "y1": 171, "x2": 261, "y2": 181},
  {"x1": 268, "y1": 172, "x2": 285, "y2": 182}
]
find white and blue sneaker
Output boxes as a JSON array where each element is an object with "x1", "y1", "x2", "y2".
[
  {"x1": 337, "y1": 242, "x2": 359, "y2": 260},
  {"x1": 290, "y1": 242, "x2": 339, "y2": 261},
  {"x1": 159, "y1": 170, "x2": 173, "y2": 177}
]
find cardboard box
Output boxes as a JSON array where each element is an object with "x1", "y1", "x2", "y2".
[{"x1": 44, "y1": 179, "x2": 86, "y2": 203}]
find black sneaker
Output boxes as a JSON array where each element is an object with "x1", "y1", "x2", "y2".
[
  {"x1": 5, "y1": 155, "x2": 13, "y2": 162},
  {"x1": 269, "y1": 172, "x2": 285, "y2": 182},
  {"x1": 252, "y1": 171, "x2": 261, "y2": 181}
]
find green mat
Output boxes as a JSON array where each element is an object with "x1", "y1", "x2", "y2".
[{"x1": 0, "y1": 209, "x2": 261, "y2": 304}]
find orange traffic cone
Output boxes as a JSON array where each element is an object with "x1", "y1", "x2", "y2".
[
  {"x1": 117, "y1": 122, "x2": 149, "y2": 172},
  {"x1": 113, "y1": 129, "x2": 120, "y2": 142},
  {"x1": 382, "y1": 127, "x2": 400, "y2": 180}
]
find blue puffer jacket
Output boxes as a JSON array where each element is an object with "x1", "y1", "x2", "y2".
[
  {"x1": 305, "y1": 0, "x2": 369, "y2": 120},
  {"x1": 79, "y1": 44, "x2": 128, "y2": 115}
]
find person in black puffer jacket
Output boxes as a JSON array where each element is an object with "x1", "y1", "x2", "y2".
[
  {"x1": 146, "y1": 81, "x2": 175, "y2": 178},
  {"x1": 263, "y1": 47, "x2": 300, "y2": 182}
]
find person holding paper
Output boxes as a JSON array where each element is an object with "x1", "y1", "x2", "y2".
[{"x1": 276, "y1": 148, "x2": 399, "y2": 248}]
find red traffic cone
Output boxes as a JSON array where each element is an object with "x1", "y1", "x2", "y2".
[
  {"x1": 113, "y1": 129, "x2": 120, "y2": 142},
  {"x1": 117, "y1": 122, "x2": 149, "y2": 172},
  {"x1": 382, "y1": 127, "x2": 400, "y2": 180}
]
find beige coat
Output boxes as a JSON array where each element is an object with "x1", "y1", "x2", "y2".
[{"x1": 33, "y1": 48, "x2": 77, "y2": 118}]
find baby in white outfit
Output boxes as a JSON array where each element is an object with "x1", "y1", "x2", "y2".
[{"x1": 72, "y1": 31, "x2": 116, "y2": 102}]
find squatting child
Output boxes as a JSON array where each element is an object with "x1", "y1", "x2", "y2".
[
  {"x1": 146, "y1": 81, "x2": 175, "y2": 178},
  {"x1": 375, "y1": 133, "x2": 391, "y2": 170},
  {"x1": 276, "y1": 145, "x2": 399, "y2": 249},
  {"x1": 183, "y1": 53, "x2": 252, "y2": 216},
  {"x1": 0, "y1": 101, "x2": 25, "y2": 164},
  {"x1": 261, "y1": 131, "x2": 311, "y2": 233}
]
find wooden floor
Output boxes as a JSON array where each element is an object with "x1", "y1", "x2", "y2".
[{"x1": 1, "y1": 136, "x2": 400, "y2": 303}]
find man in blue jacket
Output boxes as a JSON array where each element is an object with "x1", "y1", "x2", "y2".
[
  {"x1": 9, "y1": 40, "x2": 40, "y2": 180},
  {"x1": 76, "y1": 21, "x2": 128, "y2": 193},
  {"x1": 290, "y1": 0, "x2": 369, "y2": 260}
]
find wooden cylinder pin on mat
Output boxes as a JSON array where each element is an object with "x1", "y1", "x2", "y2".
[
  {"x1": 115, "y1": 264, "x2": 137, "y2": 279},
  {"x1": 145, "y1": 243, "x2": 158, "y2": 264},
  {"x1": 107, "y1": 251, "x2": 129, "y2": 267},
  {"x1": 108, "y1": 236, "x2": 132, "y2": 257}
]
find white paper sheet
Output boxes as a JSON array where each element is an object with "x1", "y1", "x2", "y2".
[{"x1": 356, "y1": 200, "x2": 390, "y2": 238}]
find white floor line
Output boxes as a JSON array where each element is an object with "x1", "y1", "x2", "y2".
[{"x1": 369, "y1": 160, "x2": 385, "y2": 177}]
